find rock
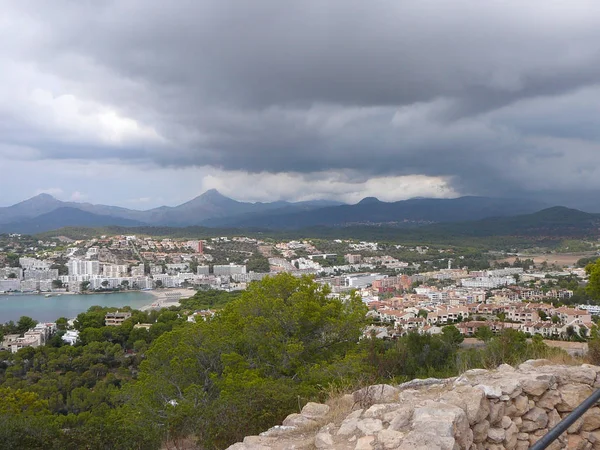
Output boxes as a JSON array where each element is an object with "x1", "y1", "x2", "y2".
[
  {"x1": 488, "y1": 401, "x2": 506, "y2": 425},
  {"x1": 513, "y1": 394, "x2": 530, "y2": 416},
  {"x1": 260, "y1": 425, "x2": 297, "y2": 437},
  {"x1": 557, "y1": 384, "x2": 593, "y2": 412},
  {"x1": 301, "y1": 402, "x2": 330, "y2": 420},
  {"x1": 521, "y1": 374, "x2": 554, "y2": 397},
  {"x1": 487, "y1": 427, "x2": 505, "y2": 443},
  {"x1": 476, "y1": 383, "x2": 502, "y2": 399},
  {"x1": 363, "y1": 403, "x2": 401, "y2": 419},
  {"x1": 521, "y1": 407, "x2": 549, "y2": 432},
  {"x1": 501, "y1": 415, "x2": 512, "y2": 429},
  {"x1": 347, "y1": 409, "x2": 364, "y2": 420},
  {"x1": 377, "y1": 429, "x2": 405, "y2": 449},
  {"x1": 582, "y1": 407, "x2": 600, "y2": 432},
  {"x1": 398, "y1": 377, "x2": 451, "y2": 390},
  {"x1": 337, "y1": 418, "x2": 359, "y2": 436},
  {"x1": 513, "y1": 417, "x2": 522, "y2": 427},
  {"x1": 498, "y1": 364, "x2": 515, "y2": 372},
  {"x1": 282, "y1": 413, "x2": 316, "y2": 428},
  {"x1": 355, "y1": 418, "x2": 383, "y2": 435},
  {"x1": 314, "y1": 432, "x2": 333, "y2": 449},
  {"x1": 538, "y1": 389, "x2": 562, "y2": 410},
  {"x1": 505, "y1": 423, "x2": 519, "y2": 450},
  {"x1": 353, "y1": 385, "x2": 400, "y2": 406},
  {"x1": 548, "y1": 408, "x2": 561, "y2": 429},
  {"x1": 566, "y1": 434, "x2": 589, "y2": 450},
  {"x1": 412, "y1": 401, "x2": 472, "y2": 449},
  {"x1": 472, "y1": 420, "x2": 490, "y2": 443},
  {"x1": 387, "y1": 406, "x2": 414, "y2": 431},
  {"x1": 397, "y1": 431, "x2": 456, "y2": 450},
  {"x1": 354, "y1": 435, "x2": 374, "y2": 450},
  {"x1": 441, "y1": 385, "x2": 490, "y2": 425},
  {"x1": 515, "y1": 441, "x2": 530, "y2": 450},
  {"x1": 568, "y1": 367, "x2": 597, "y2": 386}
]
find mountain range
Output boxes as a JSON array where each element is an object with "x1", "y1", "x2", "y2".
[{"x1": 0, "y1": 189, "x2": 589, "y2": 235}]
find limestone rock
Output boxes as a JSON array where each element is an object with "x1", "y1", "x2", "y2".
[
  {"x1": 488, "y1": 401, "x2": 506, "y2": 425},
  {"x1": 538, "y1": 389, "x2": 562, "y2": 410},
  {"x1": 337, "y1": 417, "x2": 359, "y2": 436},
  {"x1": 397, "y1": 431, "x2": 456, "y2": 450},
  {"x1": 353, "y1": 385, "x2": 400, "y2": 406},
  {"x1": 582, "y1": 407, "x2": 600, "y2": 432},
  {"x1": 355, "y1": 418, "x2": 383, "y2": 435},
  {"x1": 501, "y1": 415, "x2": 512, "y2": 429},
  {"x1": 377, "y1": 429, "x2": 405, "y2": 449},
  {"x1": 314, "y1": 432, "x2": 334, "y2": 449},
  {"x1": 521, "y1": 406, "x2": 549, "y2": 432},
  {"x1": 412, "y1": 401, "x2": 472, "y2": 449},
  {"x1": 557, "y1": 384, "x2": 593, "y2": 412},
  {"x1": 472, "y1": 420, "x2": 490, "y2": 443},
  {"x1": 387, "y1": 406, "x2": 414, "y2": 431},
  {"x1": 354, "y1": 435, "x2": 374, "y2": 450},
  {"x1": 513, "y1": 394, "x2": 530, "y2": 416},
  {"x1": 282, "y1": 413, "x2": 316, "y2": 428},
  {"x1": 441, "y1": 385, "x2": 490, "y2": 425},
  {"x1": 521, "y1": 374, "x2": 554, "y2": 397},
  {"x1": 301, "y1": 402, "x2": 330, "y2": 420},
  {"x1": 487, "y1": 427, "x2": 505, "y2": 443},
  {"x1": 363, "y1": 403, "x2": 401, "y2": 419},
  {"x1": 505, "y1": 422, "x2": 519, "y2": 450}
]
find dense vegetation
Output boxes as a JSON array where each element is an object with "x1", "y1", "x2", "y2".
[{"x1": 0, "y1": 273, "x2": 593, "y2": 449}]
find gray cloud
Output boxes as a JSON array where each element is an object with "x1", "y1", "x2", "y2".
[{"x1": 2, "y1": 1, "x2": 600, "y2": 209}]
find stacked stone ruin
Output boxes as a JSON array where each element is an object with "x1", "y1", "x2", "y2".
[{"x1": 226, "y1": 360, "x2": 600, "y2": 449}]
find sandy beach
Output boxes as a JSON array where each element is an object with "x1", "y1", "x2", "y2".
[{"x1": 140, "y1": 288, "x2": 195, "y2": 311}]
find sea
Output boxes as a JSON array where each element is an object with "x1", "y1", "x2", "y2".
[{"x1": 0, "y1": 291, "x2": 155, "y2": 323}]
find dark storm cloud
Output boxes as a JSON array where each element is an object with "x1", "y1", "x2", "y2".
[{"x1": 3, "y1": 0, "x2": 600, "y2": 206}]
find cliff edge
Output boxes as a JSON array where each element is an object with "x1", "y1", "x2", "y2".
[{"x1": 226, "y1": 360, "x2": 600, "y2": 450}]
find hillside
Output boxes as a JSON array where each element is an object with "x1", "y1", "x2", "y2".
[
  {"x1": 204, "y1": 196, "x2": 549, "y2": 229},
  {"x1": 0, "y1": 190, "x2": 344, "y2": 229},
  {"x1": 0, "y1": 207, "x2": 145, "y2": 234},
  {"x1": 33, "y1": 206, "x2": 600, "y2": 251},
  {"x1": 226, "y1": 361, "x2": 600, "y2": 450},
  {"x1": 425, "y1": 206, "x2": 600, "y2": 238}
]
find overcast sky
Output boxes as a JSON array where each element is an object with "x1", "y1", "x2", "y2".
[{"x1": 2, "y1": 1, "x2": 600, "y2": 210}]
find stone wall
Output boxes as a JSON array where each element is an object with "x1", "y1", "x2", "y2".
[{"x1": 226, "y1": 360, "x2": 600, "y2": 450}]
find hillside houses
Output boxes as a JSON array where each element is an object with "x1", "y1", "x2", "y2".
[{"x1": 368, "y1": 295, "x2": 595, "y2": 340}]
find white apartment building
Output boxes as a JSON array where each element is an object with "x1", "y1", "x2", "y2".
[
  {"x1": 461, "y1": 276, "x2": 515, "y2": 289},
  {"x1": 68, "y1": 260, "x2": 100, "y2": 276},
  {"x1": 131, "y1": 264, "x2": 145, "y2": 277},
  {"x1": 197, "y1": 265, "x2": 210, "y2": 276},
  {"x1": 102, "y1": 264, "x2": 128, "y2": 278},
  {"x1": 19, "y1": 257, "x2": 51, "y2": 271},
  {"x1": 213, "y1": 264, "x2": 247, "y2": 276}
]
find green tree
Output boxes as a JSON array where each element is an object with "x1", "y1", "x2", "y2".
[
  {"x1": 55, "y1": 317, "x2": 69, "y2": 331},
  {"x1": 130, "y1": 274, "x2": 367, "y2": 448},
  {"x1": 16, "y1": 316, "x2": 37, "y2": 334},
  {"x1": 474, "y1": 325, "x2": 494, "y2": 342},
  {"x1": 51, "y1": 279, "x2": 63, "y2": 289},
  {"x1": 586, "y1": 259, "x2": 600, "y2": 300}
]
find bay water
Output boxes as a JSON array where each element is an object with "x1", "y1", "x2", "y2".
[{"x1": 0, "y1": 291, "x2": 155, "y2": 323}]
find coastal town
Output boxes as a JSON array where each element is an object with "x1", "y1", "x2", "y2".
[{"x1": 1, "y1": 232, "x2": 599, "y2": 352}]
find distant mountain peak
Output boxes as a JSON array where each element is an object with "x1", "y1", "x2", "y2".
[
  {"x1": 32, "y1": 193, "x2": 57, "y2": 200},
  {"x1": 200, "y1": 188, "x2": 227, "y2": 200},
  {"x1": 357, "y1": 196, "x2": 381, "y2": 205}
]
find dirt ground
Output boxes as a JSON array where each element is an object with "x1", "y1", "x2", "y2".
[
  {"x1": 497, "y1": 252, "x2": 597, "y2": 267},
  {"x1": 462, "y1": 337, "x2": 587, "y2": 356}
]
